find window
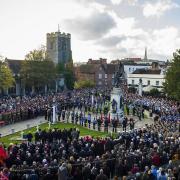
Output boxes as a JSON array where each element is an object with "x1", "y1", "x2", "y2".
[
  {"x1": 132, "y1": 80, "x2": 134, "y2": 85},
  {"x1": 105, "y1": 74, "x2": 107, "y2": 78},
  {"x1": 156, "y1": 81, "x2": 159, "y2": 86},
  {"x1": 99, "y1": 74, "x2": 102, "y2": 79},
  {"x1": 147, "y1": 80, "x2": 151, "y2": 85},
  {"x1": 98, "y1": 81, "x2": 102, "y2": 85}
]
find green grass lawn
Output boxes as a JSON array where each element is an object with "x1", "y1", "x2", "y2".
[{"x1": 0, "y1": 122, "x2": 112, "y2": 147}]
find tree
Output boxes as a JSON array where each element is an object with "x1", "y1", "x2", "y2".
[
  {"x1": 56, "y1": 62, "x2": 65, "y2": 74},
  {"x1": 0, "y1": 57, "x2": 15, "y2": 92},
  {"x1": 55, "y1": 60, "x2": 75, "y2": 90},
  {"x1": 164, "y1": 49, "x2": 180, "y2": 100},
  {"x1": 20, "y1": 46, "x2": 56, "y2": 93},
  {"x1": 128, "y1": 87, "x2": 136, "y2": 94},
  {"x1": 74, "y1": 80, "x2": 95, "y2": 89},
  {"x1": 149, "y1": 88, "x2": 160, "y2": 97},
  {"x1": 64, "y1": 60, "x2": 75, "y2": 90}
]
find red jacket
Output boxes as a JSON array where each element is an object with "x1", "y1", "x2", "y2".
[{"x1": 152, "y1": 154, "x2": 160, "y2": 166}]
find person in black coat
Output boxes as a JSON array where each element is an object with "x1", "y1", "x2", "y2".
[{"x1": 122, "y1": 117, "x2": 128, "y2": 132}]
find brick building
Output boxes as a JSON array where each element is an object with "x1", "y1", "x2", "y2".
[{"x1": 74, "y1": 58, "x2": 116, "y2": 87}]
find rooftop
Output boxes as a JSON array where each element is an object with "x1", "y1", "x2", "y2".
[
  {"x1": 5, "y1": 59, "x2": 23, "y2": 74},
  {"x1": 132, "y1": 69, "x2": 161, "y2": 74}
]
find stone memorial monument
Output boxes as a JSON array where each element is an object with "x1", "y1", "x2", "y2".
[{"x1": 110, "y1": 62, "x2": 125, "y2": 122}]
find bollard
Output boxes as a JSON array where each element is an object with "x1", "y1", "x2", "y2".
[
  {"x1": 11, "y1": 128, "x2": 15, "y2": 134},
  {"x1": 27, "y1": 124, "x2": 30, "y2": 129}
]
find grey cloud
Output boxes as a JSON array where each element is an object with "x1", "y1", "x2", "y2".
[
  {"x1": 96, "y1": 36, "x2": 125, "y2": 47},
  {"x1": 99, "y1": 46, "x2": 128, "y2": 59},
  {"x1": 63, "y1": 12, "x2": 116, "y2": 40},
  {"x1": 75, "y1": 0, "x2": 111, "y2": 6},
  {"x1": 75, "y1": 0, "x2": 138, "y2": 6}
]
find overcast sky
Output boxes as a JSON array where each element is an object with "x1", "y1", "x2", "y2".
[{"x1": 0, "y1": 0, "x2": 180, "y2": 62}]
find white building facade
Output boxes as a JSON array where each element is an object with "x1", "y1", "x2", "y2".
[
  {"x1": 124, "y1": 64, "x2": 151, "y2": 74},
  {"x1": 127, "y1": 73, "x2": 165, "y2": 91}
]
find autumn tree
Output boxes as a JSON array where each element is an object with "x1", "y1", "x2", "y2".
[
  {"x1": 0, "y1": 56, "x2": 15, "y2": 93},
  {"x1": 74, "y1": 80, "x2": 95, "y2": 89},
  {"x1": 20, "y1": 46, "x2": 56, "y2": 93}
]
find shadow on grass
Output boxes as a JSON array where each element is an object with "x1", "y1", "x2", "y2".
[{"x1": 0, "y1": 122, "x2": 116, "y2": 147}]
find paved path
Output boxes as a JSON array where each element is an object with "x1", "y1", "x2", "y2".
[
  {"x1": 0, "y1": 117, "x2": 46, "y2": 137},
  {"x1": 0, "y1": 112, "x2": 153, "y2": 137}
]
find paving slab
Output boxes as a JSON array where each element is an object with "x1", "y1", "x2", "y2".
[{"x1": 0, "y1": 117, "x2": 46, "y2": 137}]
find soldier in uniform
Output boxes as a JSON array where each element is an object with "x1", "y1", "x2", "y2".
[{"x1": 97, "y1": 117, "x2": 102, "y2": 131}]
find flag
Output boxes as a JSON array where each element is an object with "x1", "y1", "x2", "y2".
[
  {"x1": 108, "y1": 113, "x2": 110, "y2": 123},
  {"x1": 91, "y1": 95, "x2": 94, "y2": 106},
  {"x1": 101, "y1": 113, "x2": 103, "y2": 122}
]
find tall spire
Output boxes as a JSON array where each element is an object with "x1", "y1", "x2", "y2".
[
  {"x1": 58, "y1": 24, "x2": 60, "y2": 33},
  {"x1": 144, "y1": 47, "x2": 148, "y2": 61}
]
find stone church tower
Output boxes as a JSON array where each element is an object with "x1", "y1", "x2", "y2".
[{"x1": 46, "y1": 29, "x2": 72, "y2": 64}]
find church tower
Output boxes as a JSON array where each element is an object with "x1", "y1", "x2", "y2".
[{"x1": 46, "y1": 29, "x2": 72, "y2": 65}]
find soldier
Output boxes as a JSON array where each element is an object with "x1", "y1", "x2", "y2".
[
  {"x1": 112, "y1": 117, "x2": 116, "y2": 133},
  {"x1": 93, "y1": 117, "x2": 97, "y2": 130},
  {"x1": 129, "y1": 118, "x2": 135, "y2": 130},
  {"x1": 71, "y1": 111, "x2": 74, "y2": 124},
  {"x1": 57, "y1": 108, "x2": 62, "y2": 121},
  {"x1": 66, "y1": 110, "x2": 70, "y2": 123},
  {"x1": 75, "y1": 112, "x2": 79, "y2": 124},
  {"x1": 122, "y1": 117, "x2": 128, "y2": 132},
  {"x1": 61, "y1": 110, "x2": 65, "y2": 121},
  {"x1": 104, "y1": 116, "x2": 109, "y2": 133},
  {"x1": 47, "y1": 108, "x2": 52, "y2": 122},
  {"x1": 97, "y1": 117, "x2": 102, "y2": 131},
  {"x1": 87, "y1": 113, "x2": 91, "y2": 129}
]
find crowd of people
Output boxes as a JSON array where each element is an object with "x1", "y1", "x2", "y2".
[
  {"x1": 0, "y1": 88, "x2": 179, "y2": 126},
  {"x1": 0, "y1": 118, "x2": 179, "y2": 180},
  {"x1": 0, "y1": 88, "x2": 110, "y2": 125},
  {"x1": 125, "y1": 93, "x2": 179, "y2": 122},
  {"x1": 0, "y1": 87, "x2": 180, "y2": 179}
]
